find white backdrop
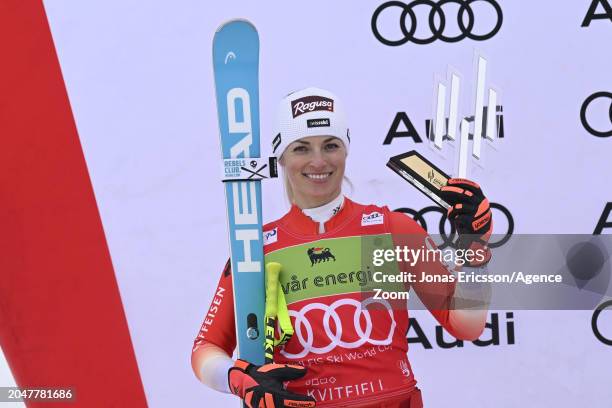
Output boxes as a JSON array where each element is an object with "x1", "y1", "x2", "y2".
[{"x1": 5, "y1": 0, "x2": 607, "y2": 406}]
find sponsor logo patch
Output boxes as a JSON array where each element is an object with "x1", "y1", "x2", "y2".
[
  {"x1": 263, "y1": 228, "x2": 278, "y2": 245},
  {"x1": 361, "y1": 211, "x2": 384, "y2": 226},
  {"x1": 307, "y1": 118, "x2": 331, "y2": 128},
  {"x1": 291, "y1": 96, "x2": 334, "y2": 118},
  {"x1": 306, "y1": 247, "x2": 336, "y2": 266}
]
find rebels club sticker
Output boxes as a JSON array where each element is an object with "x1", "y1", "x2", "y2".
[{"x1": 291, "y1": 96, "x2": 334, "y2": 118}]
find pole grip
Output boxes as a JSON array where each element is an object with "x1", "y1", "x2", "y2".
[
  {"x1": 264, "y1": 262, "x2": 281, "y2": 364},
  {"x1": 265, "y1": 262, "x2": 281, "y2": 317}
]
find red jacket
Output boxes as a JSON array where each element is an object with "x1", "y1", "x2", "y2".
[{"x1": 194, "y1": 198, "x2": 461, "y2": 407}]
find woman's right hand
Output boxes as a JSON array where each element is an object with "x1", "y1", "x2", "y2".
[{"x1": 228, "y1": 359, "x2": 316, "y2": 408}]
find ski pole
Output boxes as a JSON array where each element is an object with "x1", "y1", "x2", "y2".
[{"x1": 264, "y1": 262, "x2": 281, "y2": 364}]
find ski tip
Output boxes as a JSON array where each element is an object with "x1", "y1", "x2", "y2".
[{"x1": 214, "y1": 18, "x2": 257, "y2": 34}]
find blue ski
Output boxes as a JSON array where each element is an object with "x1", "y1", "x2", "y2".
[{"x1": 213, "y1": 20, "x2": 265, "y2": 365}]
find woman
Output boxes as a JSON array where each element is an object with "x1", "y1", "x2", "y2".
[{"x1": 191, "y1": 87, "x2": 493, "y2": 408}]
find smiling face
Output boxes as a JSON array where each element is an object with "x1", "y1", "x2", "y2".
[{"x1": 279, "y1": 135, "x2": 347, "y2": 209}]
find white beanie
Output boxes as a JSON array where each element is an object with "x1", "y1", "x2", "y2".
[{"x1": 271, "y1": 87, "x2": 350, "y2": 158}]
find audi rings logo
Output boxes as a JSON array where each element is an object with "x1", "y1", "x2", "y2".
[
  {"x1": 371, "y1": 0, "x2": 503, "y2": 46},
  {"x1": 280, "y1": 298, "x2": 396, "y2": 359},
  {"x1": 395, "y1": 202, "x2": 514, "y2": 248},
  {"x1": 580, "y1": 91, "x2": 612, "y2": 138},
  {"x1": 592, "y1": 300, "x2": 612, "y2": 346}
]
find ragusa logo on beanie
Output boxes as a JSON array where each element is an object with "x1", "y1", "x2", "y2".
[
  {"x1": 291, "y1": 96, "x2": 334, "y2": 118},
  {"x1": 272, "y1": 87, "x2": 349, "y2": 158}
]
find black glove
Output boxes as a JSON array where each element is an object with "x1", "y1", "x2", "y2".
[
  {"x1": 228, "y1": 359, "x2": 316, "y2": 408},
  {"x1": 440, "y1": 178, "x2": 493, "y2": 266}
]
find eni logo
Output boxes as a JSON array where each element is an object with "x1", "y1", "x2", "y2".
[{"x1": 307, "y1": 247, "x2": 336, "y2": 266}]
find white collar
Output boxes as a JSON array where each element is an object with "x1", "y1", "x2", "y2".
[{"x1": 302, "y1": 194, "x2": 345, "y2": 233}]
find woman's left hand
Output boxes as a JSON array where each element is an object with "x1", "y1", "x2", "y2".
[{"x1": 440, "y1": 178, "x2": 493, "y2": 265}]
